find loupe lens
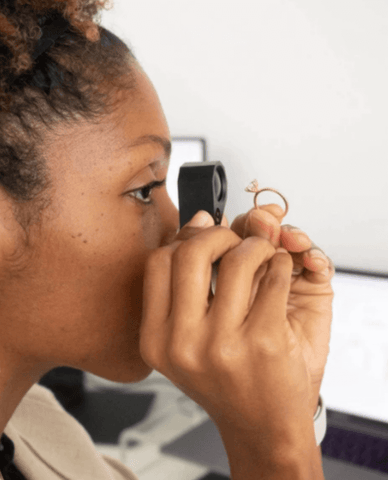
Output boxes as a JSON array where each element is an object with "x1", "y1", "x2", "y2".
[
  {"x1": 214, "y1": 173, "x2": 222, "y2": 201},
  {"x1": 214, "y1": 166, "x2": 226, "y2": 202}
]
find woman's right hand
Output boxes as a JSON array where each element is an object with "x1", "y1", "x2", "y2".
[{"x1": 139, "y1": 210, "x2": 315, "y2": 460}]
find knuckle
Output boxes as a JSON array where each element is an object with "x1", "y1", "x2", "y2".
[
  {"x1": 248, "y1": 236, "x2": 277, "y2": 259},
  {"x1": 218, "y1": 239, "x2": 275, "y2": 280},
  {"x1": 146, "y1": 246, "x2": 172, "y2": 272},
  {"x1": 281, "y1": 251, "x2": 294, "y2": 266},
  {"x1": 148, "y1": 246, "x2": 169, "y2": 264},
  {"x1": 246, "y1": 235, "x2": 274, "y2": 251},
  {"x1": 223, "y1": 235, "x2": 273, "y2": 263},
  {"x1": 253, "y1": 335, "x2": 282, "y2": 357},
  {"x1": 262, "y1": 269, "x2": 290, "y2": 290},
  {"x1": 167, "y1": 342, "x2": 200, "y2": 373},
  {"x1": 207, "y1": 345, "x2": 233, "y2": 374},
  {"x1": 173, "y1": 239, "x2": 201, "y2": 270},
  {"x1": 174, "y1": 226, "x2": 241, "y2": 264},
  {"x1": 139, "y1": 337, "x2": 160, "y2": 369},
  {"x1": 176, "y1": 226, "x2": 205, "y2": 242},
  {"x1": 220, "y1": 247, "x2": 243, "y2": 267}
]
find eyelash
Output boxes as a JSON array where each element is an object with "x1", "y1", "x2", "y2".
[{"x1": 126, "y1": 178, "x2": 167, "y2": 205}]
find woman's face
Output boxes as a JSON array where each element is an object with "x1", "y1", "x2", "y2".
[{"x1": 1, "y1": 63, "x2": 179, "y2": 383}]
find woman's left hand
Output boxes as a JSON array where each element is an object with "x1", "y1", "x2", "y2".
[{"x1": 229, "y1": 204, "x2": 335, "y2": 416}]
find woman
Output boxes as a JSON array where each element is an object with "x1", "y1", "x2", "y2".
[{"x1": 0, "y1": 1, "x2": 335, "y2": 479}]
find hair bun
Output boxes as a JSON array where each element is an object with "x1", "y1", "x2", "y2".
[{"x1": 0, "y1": 1, "x2": 110, "y2": 78}]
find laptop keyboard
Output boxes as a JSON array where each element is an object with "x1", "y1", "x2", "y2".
[{"x1": 321, "y1": 425, "x2": 388, "y2": 473}]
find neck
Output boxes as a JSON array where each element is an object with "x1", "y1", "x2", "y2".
[{"x1": 0, "y1": 350, "x2": 54, "y2": 435}]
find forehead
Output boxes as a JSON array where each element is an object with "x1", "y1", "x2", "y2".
[{"x1": 44, "y1": 66, "x2": 170, "y2": 178}]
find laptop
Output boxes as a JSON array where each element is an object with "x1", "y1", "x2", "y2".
[{"x1": 161, "y1": 269, "x2": 388, "y2": 479}]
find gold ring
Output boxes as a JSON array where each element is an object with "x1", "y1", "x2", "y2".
[{"x1": 253, "y1": 188, "x2": 289, "y2": 217}]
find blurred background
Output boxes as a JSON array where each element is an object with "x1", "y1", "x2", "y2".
[
  {"x1": 39, "y1": 2, "x2": 388, "y2": 479},
  {"x1": 100, "y1": 0, "x2": 388, "y2": 275}
]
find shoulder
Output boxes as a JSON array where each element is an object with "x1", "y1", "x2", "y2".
[
  {"x1": 14, "y1": 383, "x2": 66, "y2": 416},
  {"x1": 6, "y1": 383, "x2": 74, "y2": 440},
  {"x1": 6, "y1": 383, "x2": 140, "y2": 480}
]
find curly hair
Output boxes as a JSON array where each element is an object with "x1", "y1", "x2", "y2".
[{"x1": 0, "y1": 0, "x2": 137, "y2": 235}]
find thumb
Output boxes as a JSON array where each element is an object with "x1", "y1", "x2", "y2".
[
  {"x1": 175, "y1": 210, "x2": 215, "y2": 241},
  {"x1": 231, "y1": 205, "x2": 284, "y2": 245},
  {"x1": 186, "y1": 210, "x2": 215, "y2": 228}
]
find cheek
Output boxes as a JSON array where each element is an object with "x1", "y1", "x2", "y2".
[{"x1": 141, "y1": 205, "x2": 163, "y2": 250}]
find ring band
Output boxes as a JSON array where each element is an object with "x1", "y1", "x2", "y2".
[{"x1": 253, "y1": 188, "x2": 289, "y2": 217}]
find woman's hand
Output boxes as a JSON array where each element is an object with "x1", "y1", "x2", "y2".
[
  {"x1": 230, "y1": 205, "x2": 335, "y2": 416},
  {"x1": 139, "y1": 210, "x2": 322, "y2": 460}
]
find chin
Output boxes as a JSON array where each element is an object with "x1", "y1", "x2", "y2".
[{"x1": 87, "y1": 356, "x2": 154, "y2": 385}]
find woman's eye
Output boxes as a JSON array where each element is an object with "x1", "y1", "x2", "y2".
[{"x1": 126, "y1": 178, "x2": 167, "y2": 205}]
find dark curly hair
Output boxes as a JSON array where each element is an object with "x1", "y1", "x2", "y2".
[{"x1": 0, "y1": 0, "x2": 137, "y2": 236}]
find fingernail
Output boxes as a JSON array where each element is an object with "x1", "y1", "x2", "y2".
[
  {"x1": 276, "y1": 248, "x2": 288, "y2": 254},
  {"x1": 187, "y1": 210, "x2": 213, "y2": 227},
  {"x1": 283, "y1": 226, "x2": 302, "y2": 232},
  {"x1": 309, "y1": 249, "x2": 327, "y2": 261},
  {"x1": 282, "y1": 226, "x2": 309, "y2": 241}
]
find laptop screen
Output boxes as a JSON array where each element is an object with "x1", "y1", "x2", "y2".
[{"x1": 321, "y1": 269, "x2": 388, "y2": 423}]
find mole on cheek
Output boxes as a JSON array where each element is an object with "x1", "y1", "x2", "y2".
[{"x1": 83, "y1": 240, "x2": 88, "y2": 244}]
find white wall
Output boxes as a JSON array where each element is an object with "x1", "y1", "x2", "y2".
[{"x1": 100, "y1": 0, "x2": 388, "y2": 274}]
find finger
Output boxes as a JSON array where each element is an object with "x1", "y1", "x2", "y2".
[
  {"x1": 231, "y1": 205, "x2": 280, "y2": 239},
  {"x1": 140, "y1": 247, "x2": 173, "y2": 370},
  {"x1": 259, "y1": 203, "x2": 287, "y2": 223},
  {"x1": 302, "y1": 241, "x2": 331, "y2": 272},
  {"x1": 247, "y1": 263, "x2": 269, "y2": 310},
  {"x1": 288, "y1": 249, "x2": 335, "y2": 282},
  {"x1": 248, "y1": 208, "x2": 282, "y2": 246},
  {"x1": 175, "y1": 211, "x2": 215, "y2": 242},
  {"x1": 171, "y1": 227, "x2": 243, "y2": 322},
  {"x1": 280, "y1": 225, "x2": 312, "y2": 253},
  {"x1": 231, "y1": 205, "x2": 283, "y2": 245},
  {"x1": 208, "y1": 237, "x2": 276, "y2": 330},
  {"x1": 175, "y1": 212, "x2": 229, "y2": 242},
  {"x1": 280, "y1": 226, "x2": 334, "y2": 275},
  {"x1": 302, "y1": 262, "x2": 336, "y2": 284},
  {"x1": 176, "y1": 212, "x2": 228, "y2": 306},
  {"x1": 140, "y1": 210, "x2": 216, "y2": 368},
  {"x1": 285, "y1": 236, "x2": 335, "y2": 277},
  {"x1": 301, "y1": 251, "x2": 336, "y2": 284},
  {"x1": 247, "y1": 249, "x2": 294, "y2": 337}
]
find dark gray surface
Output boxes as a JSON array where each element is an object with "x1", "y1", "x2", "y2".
[
  {"x1": 161, "y1": 418, "x2": 388, "y2": 479},
  {"x1": 322, "y1": 457, "x2": 388, "y2": 479},
  {"x1": 161, "y1": 419, "x2": 230, "y2": 476}
]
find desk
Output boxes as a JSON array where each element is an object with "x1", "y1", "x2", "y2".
[
  {"x1": 96, "y1": 443, "x2": 209, "y2": 480},
  {"x1": 95, "y1": 409, "x2": 212, "y2": 480},
  {"x1": 43, "y1": 372, "x2": 224, "y2": 479}
]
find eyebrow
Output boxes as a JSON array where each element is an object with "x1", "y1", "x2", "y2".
[{"x1": 118, "y1": 135, "x2": 172, "y2": 160}]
